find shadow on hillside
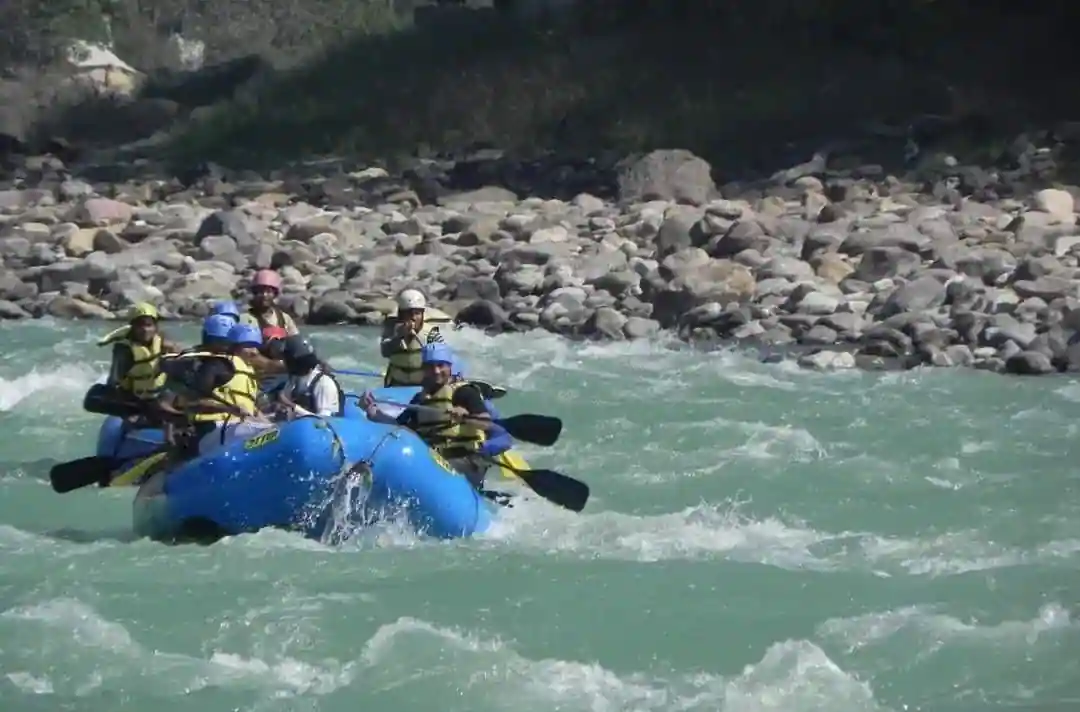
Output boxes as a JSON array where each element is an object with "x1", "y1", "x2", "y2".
[{"x1": 26, "y1": 2, "x2": 1080, "y2": 187}]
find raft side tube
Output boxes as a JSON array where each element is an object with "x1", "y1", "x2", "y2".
[
  {"x1": 96, "y1": 415, "x2": 165, "y2": 460},
  {"x1": 133, "y1": 415, "x2": 494, "y2": 541},
  {"x1": 135, "y1": 417, "x2": 352, "y2": 539},
  {"x1": 330, "y1": 418, "x2": 495, "y2": 538}
]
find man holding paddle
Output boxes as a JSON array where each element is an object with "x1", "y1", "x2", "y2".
[{"x1": 362, "y1": 343, "x2": 512, "y2": 490}]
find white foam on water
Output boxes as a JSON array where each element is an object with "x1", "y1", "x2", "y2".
[
  {"x1": 1054, "y1": 381, "x2": 1080, "y2": 402},
  {"x1": 263, "y1": 324, "x2": 863, "y2": 403},
  {"x1": 482, "y1": 500, "x2": 835, "y2": 569},
  {"x1": 2, "y1": 597, "x2": 887, "y2": 711},
  {"x1": 0, "y1": 598, "x2": 358, "y2": 699},
  {"x1": 357, "y1": 616, "x2": 888, "y2": 712},
  {"x1": 682, "y1": 417, "x2": 830, "y2": 463},
  {"x1": 813, "y1": 603, "x2": 1079, "y2": 708},
  {"x1": 477, "y1": 497, "x2": 1080, "y2": 578},
  {"x1": 817, "y1": 603, "x2": 1074, "y2": 656},
  {"x1": 0, "y1": 364, "x2": 101, "y2": 412},
  {"x1": 851, "y1": 530, "x2": 1080, "y2": 577}
]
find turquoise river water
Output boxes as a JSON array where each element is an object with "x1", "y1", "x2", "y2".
[{"x1": 0, "y1": 319, "x2": 1078, "y2": 712}]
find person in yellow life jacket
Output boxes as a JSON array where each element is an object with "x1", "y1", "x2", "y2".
[
  {"x1": 239, "y1": 269, "x2": 300, "y2": 336},
  {"x1": 379, "y1": 288, "x2": 450, "y2": 387},
  {"x1": 362, "y1": 343, "x2": 512, "y2": 490},
  {"x1": 101, "y1": 303, "x2": 179, "y2": 403},
  {"x1": 166, "y1": 321, "x2": 273, "y2": 458}
]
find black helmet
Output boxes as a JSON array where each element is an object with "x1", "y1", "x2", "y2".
[
  {"x1": 282, "y1": 335, "x2": 318, "y2": 374},
  {"x1": 282, "y1": 335, "x2": 316, "y2": 361}
]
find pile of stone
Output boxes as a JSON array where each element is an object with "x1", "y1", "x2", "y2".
[{"x1": 1, "y1": 146, "x2": 1079, "y2": 375}]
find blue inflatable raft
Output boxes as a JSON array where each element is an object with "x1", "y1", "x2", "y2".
[{"x1": 132, "y1": 415, "x2": 499, "y2": 542}]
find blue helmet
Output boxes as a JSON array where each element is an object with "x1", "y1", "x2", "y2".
[
  {"x1": 421, "y1": 343, "x2": 454, "y2": 366},
  {"x1": 202, "y1": 313, "x2": 235, "y2": 341},
  {"x1": 227, "y1": 323, "x2": 263, "y2": 347},
  {"x1": 211, "y1": 300, "x2": 240, "y2": 320}
]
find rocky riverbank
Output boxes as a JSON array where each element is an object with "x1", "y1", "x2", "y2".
[{"x1": 1, "y1": 147, "x2": 1080, "y2": 375}]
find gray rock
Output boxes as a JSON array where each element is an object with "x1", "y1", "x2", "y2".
[
  {"x1": 707, "y1": 220, "x2": 772, "y2": 258},
  {"x1": 195, "y1": 209, "x2": 260, "y2": 251},
  {"x1": 653, "y1": 205, "x2": 704, "y2": 257},
  {"x1": 798, "y1": 350, "x2": 856, "y2": 370},
  {"x1": 852, "y1": 246, "x2": 923, "y2": 282},
  {"x1": 878, "y1": 275, "x2": 947, "y2": 318},
  {"x1": 584, "y1": 307, "x2": 627, "y2": 340},
  {"x1": 0, "y1": 299, "x2": 30, "y2": 318},
  {"x1": 624, "y1": 316, "x2": 660, "y2": 339},
  {"x1": 792, "y1": 290, "x2": 839, "y2": 316},
  {"x1": 1004, "y1": 350, "x2": 1056, "y2": 375},
  {"x1": 757, "y1": 257, "x2": 815, "y2": 281},
  {"x1": 799, "y1": 324, "x2": 839, "y2": 345},
  {"x1": 1013, "y1": 272, "x2": 1078, "y2": 300},
  {"x1": 617, "y1": 149, "x2": 715, "y2": 205}
]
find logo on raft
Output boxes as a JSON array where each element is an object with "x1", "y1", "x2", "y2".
[{"x1": 243, "y1": 429, "x2": 281, "y2": 450}]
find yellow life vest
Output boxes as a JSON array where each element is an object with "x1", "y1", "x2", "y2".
[
  {"x1": 170, "y1": 352, "x2": 259, "y2": 423},
  {"x1": 384, "y1": 322, "x2": 440, "y2": 387},
  {"x1": 412, "y1": 381, "x2": 486, "y2": 454},
  {"x1": 240, "y1": 308, "x2": 298, "y2": 335},
  {"x1": 109, "y1": 334, "x2": 166, "y2": 400}
]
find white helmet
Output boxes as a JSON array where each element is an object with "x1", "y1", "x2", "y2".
[{"x1": 396, "y1": 288, "x2": 427, "y2": 311}]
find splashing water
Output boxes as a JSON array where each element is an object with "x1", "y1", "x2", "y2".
[{"x1": 0, "y1": 320, "x2": 1078, "y2": 712}]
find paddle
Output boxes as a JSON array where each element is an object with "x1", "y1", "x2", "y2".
[
  {"x1": 107, "y1": 451, "x2": 171, "y2": 488},
  {"x1": 490, "y1": 460, "x2": 589, "y2": 513},
  {"x1": 49, "y1": 455, "x2": 119, "y2": 493},
  {"x1": 49, "y1": 445, "x2": 172, "y2": 493},
  {"x1": 377, "y1": 400, "x2": 561, "y2": 447},
  {"x1": 83, "y1": 383, "x2": 148, "y2": 419},
  {"x1": 57, "y1": 382, "x2": 252, "y2": 496},
  {"x1": 336, "y1": 368, "x2": 508, "y2": 400}
]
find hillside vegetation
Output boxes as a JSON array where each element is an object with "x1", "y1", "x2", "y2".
[{"x1": 6, "y1": 1, "x2": 1080, "y2": 178}]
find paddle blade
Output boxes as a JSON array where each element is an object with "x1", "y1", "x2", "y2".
[
  {"x1": 496, "y1": 414, "x2": 562, "y2": 447},
  {"x1": 49, "y1": 456, "x2": 117, "y2": 493},
  {"x1": 108, "y1": 450, "x2": 170, "y2": 488},
  {"x1": 514, "y1": 468, "x2": 589, "y2": 512},
  {"x1": 82, "y1": 384, "x2": 144, "y2": 418}
]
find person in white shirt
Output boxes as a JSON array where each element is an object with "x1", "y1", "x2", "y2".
[{"x1": 274, "y1": 336, "x2": 344, "y2": 419}]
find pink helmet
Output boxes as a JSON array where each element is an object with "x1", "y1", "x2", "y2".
[{"x1": 252, "y1": 269, "x2": 282, "y2": 291}]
